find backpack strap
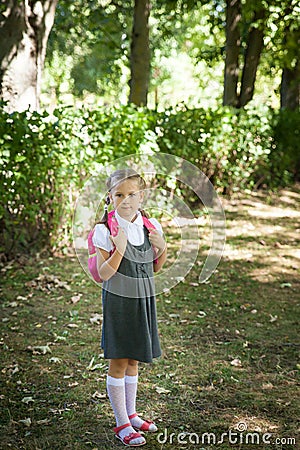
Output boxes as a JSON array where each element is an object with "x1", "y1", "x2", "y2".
[
  {"x1": 107, "y1": 210, "x2": 159, "y2": 262},
  {"x1": 141, "y1": 215, "x2": 156, "y2": 232},
  {"x1": 107, "y1": 210, "x2": 118, "y2": 237},
  {"x1": 141, "y1": 215, "x2": 158, "y2": 263}
]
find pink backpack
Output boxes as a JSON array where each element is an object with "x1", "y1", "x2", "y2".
[{"x1": 87, "y1": 210, "x2": 157, "y2": 283}]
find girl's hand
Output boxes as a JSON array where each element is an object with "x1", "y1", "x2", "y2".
[
  {"x1": 110, "y1": 226, "x2": 128, "y2": 255},
  {"x1": 149, "y1": 230, "x2": 166, "y2": 254}
]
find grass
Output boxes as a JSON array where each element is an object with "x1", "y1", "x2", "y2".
[{"x1": 0, "y1": 185, "x2": 299, "y2": 449}]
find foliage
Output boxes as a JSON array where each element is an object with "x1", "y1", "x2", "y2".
[
  {"x1": 1, "y1": 104, "x2": 299, "y2": 257},
  {"x1": 45, "y1": 0, "x2": 132, "y2": 104},
  {"x1": 269, "y1": 108, "x2": 300, "y2": 184},
  {"x1": 155, "y1": 104, "x2": 275, "y2": 194},
  {"x1": 0, "y1": 104, "x2": 154, "y2": 256}
]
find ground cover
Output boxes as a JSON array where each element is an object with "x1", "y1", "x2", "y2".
[{"x1": 0, "y1": 185, "x2": 299, "y2": 449}]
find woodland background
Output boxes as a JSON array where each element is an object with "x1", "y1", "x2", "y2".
[
  {"x1": 0, "y1": 0, "x2": 299, "y2": 255},
  {"x1": 0, "y1": 3, "x2": 299, "y2": 449}
]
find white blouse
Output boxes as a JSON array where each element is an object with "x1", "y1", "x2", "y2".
[{"x1": 92, "y1": 210, "x2": 163, "y2": 252}]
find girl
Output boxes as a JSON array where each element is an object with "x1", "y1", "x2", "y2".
[{"x1": 92, "y1": 169, "x2": 167, "y2": 447}]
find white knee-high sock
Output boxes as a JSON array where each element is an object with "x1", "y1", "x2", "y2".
[
  {"x1": 125, "y1": 374, "x2": 138, "y2": 417},
  {"x1": 106, "y1": 375, "x2": 145, "y2": 444},
  {"x1": 125, "y1": 374, "x2": 157, "y2": 432},
  {"x1": 106, "y1": 376, "x2": 129, "y2": 427}
]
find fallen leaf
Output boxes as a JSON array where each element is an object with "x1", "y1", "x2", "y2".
[
  {"x1": 87, "y1": 357, "x2": 95, "y2": 370},
  {"x1": 280, "y1": 282, "x2": 292, "y2": 288},
  {"x1": 49, "y1": 357, "x2": 62, "y2": 364},
  {"x1": 36, "y1": 418, "x2": 51, "y2": 425},
  {"x1": 19, "y1": 418, "x2": 32, "y2": 427},
  {"x1": 262, "y1": 383, "x2": 274, "y2": 390},
  {"x1": 175, "y1": 276, "x2": 185, "y2": 282},
  {"x1": 155, "y1": 386, "x2": 171, "y2": 395},
  {"x1": 87, "y1": 357, "x2": 105, "y2": 371},
  {"x1": 22, "y1": 397, "x2": 34, "y2": 404},
  {"x1": 2, "y1": 364, "x2": 20, "y2": 376},
  {"x1": 8, "y1": 301, "x2": 19, "y2": 307},
  {"x1": 89, "y1": 313, "x2": 102, "y2": 325},
  {"x1": 230, "y1": 358, "x2": 242, "y2": 368},
  {"x1": 269, "y1": 314, "x2": 278, "y2": 323},
  {"x1": 92, "y1": 391, "x2": 106, "y2": 400},
  {"x1": 71, "y1": 294, "x2": 82, "y2": 304},
  {"x1": 67, "y1": 323, "x2": 79, "y2": 328},
  {"x1": 169, "y1": 314, "x2": 180, "y2": 320},
  {"x1": 53, "y1": 334, "x2": 66, "y2": 342},
  {"x1": 28, "y1": 345, "x2": 52, "y2": 355}
]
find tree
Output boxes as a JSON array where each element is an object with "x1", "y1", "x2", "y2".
[
  {"x1": 0, "y1": 0, "x2": 58, "y2": 112},
  {"x1": 281, "y1": 62, "x2": 300, "y2": 110},
  {"x1": 223, "y1": 0, "x2": 265, "y2": 108},
  {"x1": 129, "y1": 0, "x2": 151, "y2": 106},
  {"x1": 223, "y1": 0, "x2": 241, "y2": 107},
  {"x1": 279, "y1": 5, "x2": 300, "y2": 110}
]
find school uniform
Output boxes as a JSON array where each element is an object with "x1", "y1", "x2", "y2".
[{"x1": 93, "y1": 211, "x2": 162, "y2": 363}]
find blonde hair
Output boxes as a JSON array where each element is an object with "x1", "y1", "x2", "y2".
[{"x1": 99, "y1": 169, "x2": 148, "y2": 225}]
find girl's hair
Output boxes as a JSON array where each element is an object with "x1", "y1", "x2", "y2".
[{"x1": 98, "y1": 169, "x2": 148, "y2": 227}]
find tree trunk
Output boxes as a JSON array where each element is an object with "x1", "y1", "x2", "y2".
[
  {"x1": 280, "y1": 18, "x2": 300, "y2": 110},
  {"x1": 129, "y1": 0, "x2": 150, "y2": 106},
  {"x1": 223, "y1": 0, "x2": 241, "y2": 107},
  {"x1": 280, "y1": 64, "x2": 300, "y2": 110},
  {"x1": 0, "y1": 0, "x2": 58, "y2": 112},
  {"x1": 239, "y1": 9, "x2": 265, "y2": 107}
]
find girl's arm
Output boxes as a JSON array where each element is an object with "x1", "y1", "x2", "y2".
[
  {"x1": 149, "y1": 230, "x2": 167, "y2": 273},
  {"x1": 96, "y1": 226, "x2": 127, "y2": 281},
  {"x1": 96, "y1": 247, "x2": 124, "y2": 281},
  {"x1": 153, "y1": 245, "x2": 167, "y2": 272}
]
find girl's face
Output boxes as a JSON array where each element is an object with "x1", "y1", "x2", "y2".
[{"x1": 109, "y1": 178, "x2": 144, "y2": 220}]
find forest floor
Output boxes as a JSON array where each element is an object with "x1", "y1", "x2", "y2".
[{"x1": 0, "y1": 185, "x2": 299, "y2": 450}]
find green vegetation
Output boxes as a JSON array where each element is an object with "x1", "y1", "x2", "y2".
[
  {"x1": 1, "y1": 186, "x2": 299, "y2": 449},
  {"x1": 1, "y1": 104, "x2": 299, "y2": 257}
]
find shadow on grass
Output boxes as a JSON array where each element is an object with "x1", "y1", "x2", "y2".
[{"x1": 0, "y1": 187, "x2": 299, "y2": 449}]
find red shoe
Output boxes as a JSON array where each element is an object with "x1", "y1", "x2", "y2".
[
  {"x1": 129, "y1": 413, "x2": 158, "y2": 433},
  {"x1": 114, "y1": 422, "x2": 146, "y2": 447}
]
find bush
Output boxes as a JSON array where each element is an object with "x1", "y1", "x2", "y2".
[
  {"x1": 155, "y1": 104, "x2": 274, "y2": 194},
  {"x1": 269, "y1": 109, "x2": 300, "y2": 185},
  {"x1": 1, "y1": 103, "x2": 299, "y2": 258},
  {"x1": 0, "y1": 105, "x2": 153, "y2": 257}
]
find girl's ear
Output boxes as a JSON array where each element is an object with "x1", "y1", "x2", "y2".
[{"x1": 139, "y1": 190, "x2": 145, "y2": 202}]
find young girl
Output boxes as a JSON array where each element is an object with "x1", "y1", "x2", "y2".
[{"x1": 92, "y1": 169, "x2": 167, "y2": 447}]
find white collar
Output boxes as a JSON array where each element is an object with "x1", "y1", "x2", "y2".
[{"x1": 115, "y1": 210, "x2": 143, "y2": 228}]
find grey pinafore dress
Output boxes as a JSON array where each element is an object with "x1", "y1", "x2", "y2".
[{"x1": 101, "y1": 226, "x2": 161, "y2": 363}]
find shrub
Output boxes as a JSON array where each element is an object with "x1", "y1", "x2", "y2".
[{"x1": 1, "y1": 103, "x2": 299, "y2": 258}]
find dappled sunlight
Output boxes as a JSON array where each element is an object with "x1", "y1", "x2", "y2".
[
  {"x1": 229, "y1": 414, "x2": 280, "y2": 434},
  {"x1": 216, "y1": 187, "x2": 300, "y2": 283},
  {"x1": 247, "y1": 203, "x2": 300, "y2": 219}
]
